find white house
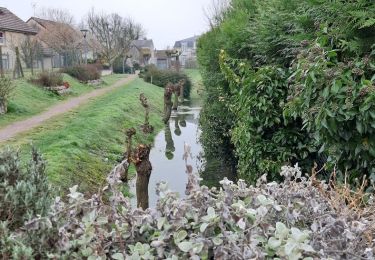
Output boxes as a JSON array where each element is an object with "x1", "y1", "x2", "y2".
[{"x1": 173, "y1": 35, "x2": 199, "y2": 68}]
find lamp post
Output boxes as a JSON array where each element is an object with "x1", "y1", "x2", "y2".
[{"x1": 80, "y1": 29, "x2": 88, "y2": 64}]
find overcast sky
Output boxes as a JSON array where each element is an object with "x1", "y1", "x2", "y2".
[{"x1": 1, "y1": 0, "x2": 213, "y2": 49}]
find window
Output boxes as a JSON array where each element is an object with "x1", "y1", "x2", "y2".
[{"x1": 0, "y1": 32, "x2": 4, "y2": 45}]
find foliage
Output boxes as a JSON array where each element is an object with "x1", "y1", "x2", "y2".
[
  {"x1": 219, "y1": 51, "x2": 314, "y2": 182},
  {"x1": 197, "y1": 0, "x2": 375, "y2": 183},
  {"x1": 141, "y1": 65, "x2": 192, "y2": 98},
  {"x1": 285, "y1": 42, "x2": 375, "y2": 181},
  {"x1": 196, "y1": 34, "x2": 234, "y2": 177},
  {"x1": 0, "y1": 77, "x2": 15, "y2": 101},
  {"x1": 1, "y1": 150, "x2": 374, "y2": 259},
  {"x1": 30, "y1": 71, "x2": 64, "y2": 87},
  {"x1": 112, "y1": 56, "x2": 132, "y2": 74},
  {"x1": 0, "y1": 148, "x2": 52, "y2": 229},
  {"x1": 62, "y1": 64, "x2": 101, "y2": 82}
]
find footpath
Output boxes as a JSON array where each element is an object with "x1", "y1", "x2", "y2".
[{"x1": 0, "y1": 74, "x2": 137, "y2": 142}]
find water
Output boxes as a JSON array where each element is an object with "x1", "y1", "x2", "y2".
[{"x1": 130, "y1": 102, "x2": 203, "y2": 208}]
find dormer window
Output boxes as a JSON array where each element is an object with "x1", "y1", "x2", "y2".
[{"x1": 0, "y1": 32, "x2": 4, "y2": 45}]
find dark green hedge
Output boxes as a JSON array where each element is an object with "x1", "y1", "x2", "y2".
[{"x1": 140, "y1": 65, "x2": 191, "y2": 98}]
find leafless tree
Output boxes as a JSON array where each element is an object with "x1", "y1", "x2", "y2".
[
  {"x1": 35, "y1": 8, "x2": 80, "y2": 66},
  {"x1": 203, "y1": 0, "x2": 231, "y2": 29},
  {"x1": 36, "y1": 7, "x2": 75, "y2": 25},
  {"x1": 37, "y1": 20, "x2": 81, "y2": 67},
  {"x1": 86, "y1": 10, "x2": 144, "y2": 70},
  {"x1": 20, "y1": 36, "x2": 43, "y2": 74}
]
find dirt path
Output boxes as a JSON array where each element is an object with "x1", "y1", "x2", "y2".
[{"x1": 0, "y1": 74, "x2": 137, "y2": 143}]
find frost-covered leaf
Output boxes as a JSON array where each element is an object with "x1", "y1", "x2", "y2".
[
  {"x1": 268, "y1": 237, "x2": 281, "y2": 249},
  {"x1": 174, "y1": 230, "x2": 188, "y2": 243},
  {"x1": 178, "y1": 241, "x2": 193, "y2": 252},
  {"x1": 290, "y1": 227, "x2": 309, "y2": 242},
  {"x1": 275, "y1": 222, "x2": 289, "y2": 239},
  {"x1": 237, "y1": 218, "x2": 246, "y2": 230},
  {"x1": 157, "y1": 217, "x2": 166, "y2": 230},
  {"x1": 111, "y1": 253, "x2": 125, "y2": 260},
  {"x1": 257, "y1": 194, "x2": 272, "y2": 205},
  {"x1": 200, "y1": 222, "x2": 209, "y2": 232},
  {"x1": 213, "y1": 237, "x2": 223, "y2": 245},
  {"x1": 300, "y1": 243, "x2": 315, "y2": 253}
]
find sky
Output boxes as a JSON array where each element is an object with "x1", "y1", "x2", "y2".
[{"x1": 1, "y1": 0, "x2": 213, "y2": 49}]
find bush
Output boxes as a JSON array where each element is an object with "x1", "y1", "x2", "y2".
[
  {"x1": 197, "y1": 0, "x2": 375, "y2": 184},
  {"x1": 141, "y1": 65, "x2": 192, "y2": 98},
  {"x1": 0, "y1": 77, "x2": 15, "y2": 114},
  {"x1": 112, "y1": 57, "x2": 132, "y2": 74},
  {"x1": 0, "y1": 148, "x2": 53, "y2": 227},
  {"x1": 62, "y1": 64, "x2": 101, "y2": 82},
  {"x1": 30, "y1": 71, "x2": 64, "y2": 88},
  {"x1": 1, "y1": 153, "x2": 374, "y2": 259}
]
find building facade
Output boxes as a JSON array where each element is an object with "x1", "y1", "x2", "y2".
[
  {"x1": 173, "y1": 35, "x2": 199, "y2": 68},
  {"x1": 0, "y1": 7, "x2": 38, "y2": 71}
]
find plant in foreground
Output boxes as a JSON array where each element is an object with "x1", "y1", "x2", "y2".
[{"x1": 0, "y1": 149, "x2": 374, "y2": 259}]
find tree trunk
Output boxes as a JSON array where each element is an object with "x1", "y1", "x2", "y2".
[
  {"x1": 140, "y1": 93, "x2": 154, "y2": 133},
  {"x1": 13, "y1": 47, "x2": 24, "y2": 79},
  {"x1": 0, "y1": 99, "x2": 7, "y2": 114},
  {"x1": 135, "y1": 145, "x2": 152, "y2": 210},
  {"x1": 163, "y1": 84, "x2": 173, "y2": 124},
  {"x1": 121, "y1": 128, "x2": 136, "y2": 182}
]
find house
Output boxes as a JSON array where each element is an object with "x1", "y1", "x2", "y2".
[
  {"x1": 27, "y1": 17, "x2": 89, "y2": 68},
  {"x1": 155, "y1": 49, "x2": 178, "y2": 70},
  {"x1": 0, "y1": 7, "x2": 38, "y2": 71},
  {"x1": 128, "y1": 39, "x2": 156, "y2": 67},
  {"x1": 173, "y1": 35, "x2": 199, "y2": 68}
]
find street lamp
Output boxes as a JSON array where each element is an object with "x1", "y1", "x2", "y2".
[{"x1": 80, "y1": 29, "x2": 88, "y2": 64}]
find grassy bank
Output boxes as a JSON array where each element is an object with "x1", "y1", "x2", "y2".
[
  {"x1": 184, "y1": 69, "x2": 204, "y2": 105},
  {"x1": 0, "y1": 73, "x2": 124, "y2": 128},
  {"x1": 1, "y1": 78, "x2": 164, "y2": 193}
]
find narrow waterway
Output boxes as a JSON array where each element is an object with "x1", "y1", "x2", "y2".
[{"x1": 130, "y1": 100, "x2": 203, "y2": 208}]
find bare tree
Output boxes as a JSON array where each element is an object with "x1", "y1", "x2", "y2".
[
  {"x1": 20, "y1": 36, "x2": 43, "y2": 74},
  {"x1": 203, "y1": 0, "x2": 231, "y2": 28},
  {"x1": 35, "y1": 8, "x2": 80, "y2": 67},
  {"x1": 38, "y1": 20, "x2": 81, "y2": 67},
  {"x1": 36, "y1": 7, "x2": 75, "y2": 25},
  {"x1": 86, "y1": 10, "x2": 144, "y2": 70}
]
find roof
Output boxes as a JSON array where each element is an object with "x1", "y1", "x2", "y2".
[
  {"x1": 174, "y1": 35, "x2": 199, "y2": 48},
  {"x1": 155, "y1": 49, "x2": 180, "y2": 59},
  {"x1": 0, "y1": 7, "x2": 37, "y2": 34},
  {"x1": 131, "y1": 39, "x2": 154, "y2": 49},
  {"x1": 155, "y1": 50, "x2": 168, "y2": 59}
]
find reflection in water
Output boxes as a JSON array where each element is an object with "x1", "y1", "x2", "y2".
[
  {"x1": 130, "y1": 102, "x2": 203, "y2": 208},
  {"x1": 174, "y1": 117, "x2": 181, "y2": 136},
  {"x1": 164, "y1": 124, "x2": 175, "y2": 160},
  {"x1": 130, "y1": 98, "x2": 236, "y2": 208}
]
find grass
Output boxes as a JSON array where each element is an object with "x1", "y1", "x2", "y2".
[
  {"x1": 1, "y1": 78, "x2": 164, "y2": 193},
  {"x1": 0, "y1": 73, "x2": 125, "y2": 128},
  {"x1": 184, "y1": 69, "x2": 204, "y2": 106}
]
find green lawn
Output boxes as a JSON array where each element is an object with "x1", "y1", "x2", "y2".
[
  {"x1": 0, "y1": 73, "x2": 125, "y2": 128},
  {"x1": 184, "y1": 69, "x2": 204, "y2": 106},
  {"x1": 2, "y1": 78, "x2": 164, "y2": 193}
]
